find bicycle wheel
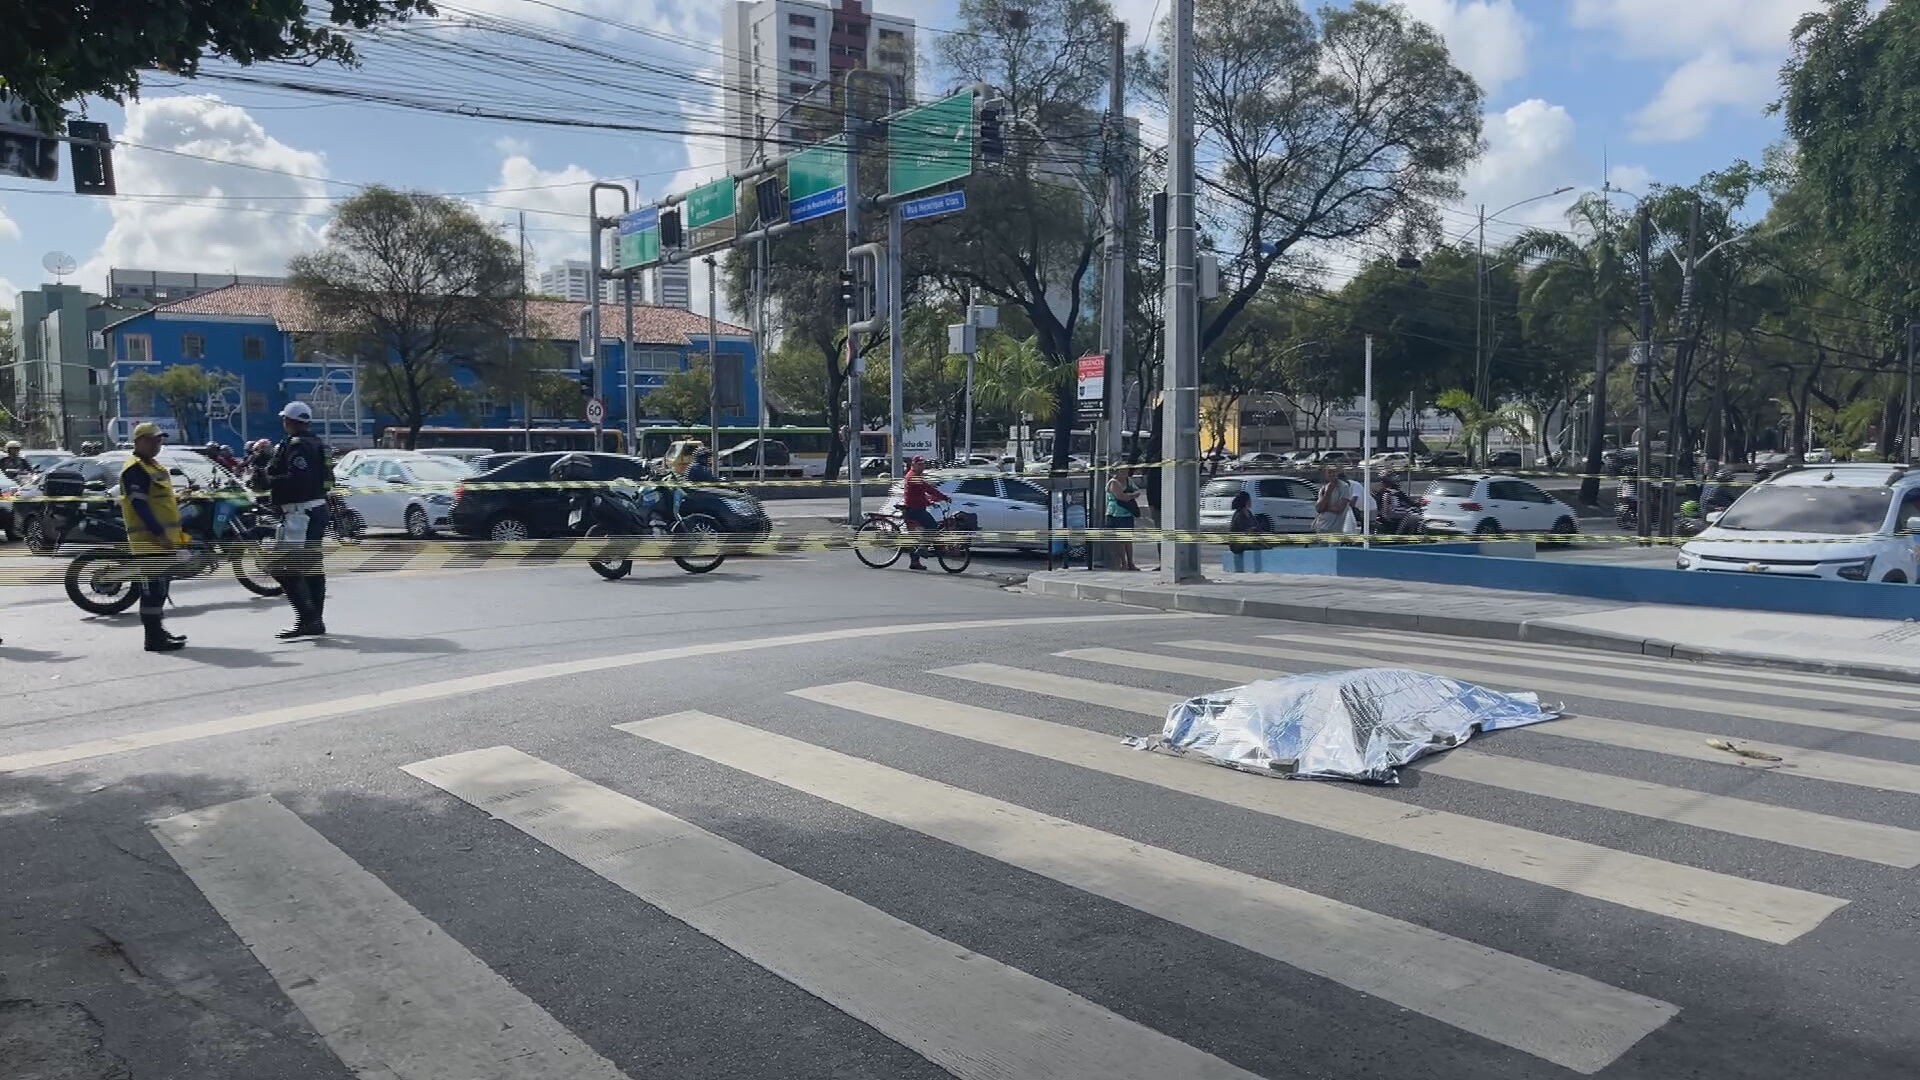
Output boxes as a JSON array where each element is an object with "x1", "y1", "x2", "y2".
[
  {"x1": 936, "y1": 535, "x2": 972, "y2": 574},
  {"x1": 583, "y1": 525, "x2": 632, "y2": 580},
  {"x1": 853, "y1": 518, "x2": 904, "y2": 569},
  {"x1": 671, "y1": 513, "x2": 727, "y2": 574}
]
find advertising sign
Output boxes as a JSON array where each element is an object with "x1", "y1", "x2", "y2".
[
  {"x1": 1075, "y1": 353, "x2": 1107, "y2": 423},
  {"x1": 787, "y1": 139, "x2": 848, "y2": 224}
]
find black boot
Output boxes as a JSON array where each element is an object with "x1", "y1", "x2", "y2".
[
  {"x1": 143, "y1": 615, "x2": 185, "y2": 652},
  {"x1": 276, "y1": 577, "x2": 321, "y2": 639}
]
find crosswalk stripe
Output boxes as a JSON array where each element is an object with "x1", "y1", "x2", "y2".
[
  {"x1": 1334, "y1": 630, "x2": 1920, "y2": 700},
  {"x1": 1104, "y1": 642, "x2": 1920, "y2": 746},
  {"x1": 1261, "y1": 632, "x2": 1920, "y2": 713},
  {"x1": 933, "y1": 664, "x2": 1920, "y2": 867},
  {"x1": 402, "y1": 745, "x2": 1262, "y2": 1080},
  {"x1": 150, "y1": 795, "x2": 633, "y2": 1080},
  {"x1": 1055, "y1": 649, "x2": 1920, "y2": 796},
  {"x1": 627, "y1": 709, "x2": 1677, "y2": 1074},
  {"x1": 790, "y1": 682, "x2": 1841, "y2": 944}
]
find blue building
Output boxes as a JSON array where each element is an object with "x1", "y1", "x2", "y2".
[{"x1": 101, "y1": 283, "x2": 758, "y2": 450}]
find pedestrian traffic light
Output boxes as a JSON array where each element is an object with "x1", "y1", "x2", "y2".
[
  {"x1": 578, "y1": 363, "x2": 594, "y2": 398},
  {"x1": 754, "y1": 175, "x2": 785, "y2": 226},
  {"x1": 837, "y1": 269, "x2": 856, "y2": 312},
  {"x1": 979, "y1": 107, "x2": 1004, "y2": 164}
]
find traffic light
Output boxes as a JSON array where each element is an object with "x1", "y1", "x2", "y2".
[
  {"x1": 659, "y1": 208, "x2": 683, "y2": 248},
  {"x1": 578, "y1": 363, "x2": 595, "y2": 398},
  {"x1": 68, "y1": 120, "x2": 115, "y2": 196},
  {"x1": 754, "y1": 175, "x2": 785, "y2": 226},
  {"x1": 837, "y1": 269, "x2": 856, "y2": 312},
  {"x1": 979, "y1": 107, "x2": 1004, "y2": 164}
]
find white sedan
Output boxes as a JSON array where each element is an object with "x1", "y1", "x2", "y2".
[
  {"x1": 337, "y1": 455, "x2": 476, "y2": 538},
  {"x1": 891, "y1": 471, "x2": 1056, "y2": 549}
]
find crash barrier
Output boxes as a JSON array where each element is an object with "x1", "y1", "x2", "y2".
[
  {"x1": 1248, "y1": 545, "x2": 1920, "y2": 621},
  {"x1": 1222, "y1": 541, "x2": 1532, "y2": 573}
]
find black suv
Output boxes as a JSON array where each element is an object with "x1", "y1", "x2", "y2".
[{"x1": 448, "y1": 452, "x2": 771, "y2": 542}]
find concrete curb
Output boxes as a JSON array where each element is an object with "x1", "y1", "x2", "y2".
[{"x1": 1026, "y1": 573, "x2": 1920, "y2": 686}]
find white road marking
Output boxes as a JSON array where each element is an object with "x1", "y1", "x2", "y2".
[
  {"x1": 624, "y1": 710, "x2": 1677, "y2": 1075},
  {"x1": 151, "y1": 795, "x2": 632, "y2": 1080},
  {"x1": 0, "y1": 613, "x2": 1206, "y2": 775},
  {"x1": 1258, "y1": 632, "x2": 1920, "y2": 713},
  {"x1": 933, "y1": 664, "x2": 1920, "y2": 867},
  {"x1": 1094, "y1": 642, "x2": 1920, "y2": 745},
  {"x1": 791, "y1": 683, "x2": 1843, "y2": 944},
  {"x1": 1333, "y1": 629, "x2": 1920, "y2": 700},
  {"x1": 402, "y1": 746, "x2": 1260, "y2": 1080}
]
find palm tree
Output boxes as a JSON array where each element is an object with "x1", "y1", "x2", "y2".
[
  {"x1": 971, "y1": 335, "x2": 1057, "y2": 469},
  {"x1": 1435, "y1": 389, "x2": 1534, "y2": 460},
  {"x1": 1504, "y1": 194, "x2": 1638, "y2": 505}
]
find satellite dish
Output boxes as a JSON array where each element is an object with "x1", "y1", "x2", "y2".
[{"x1": 42, "y1": 251, "x2": 76, "y2": 282}]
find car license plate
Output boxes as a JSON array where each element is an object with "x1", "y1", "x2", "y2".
[{"x1": 1205, "y1": 497, "x2": 1231, "y2": 511}]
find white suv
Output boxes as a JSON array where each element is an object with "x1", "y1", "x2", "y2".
[
  {"x1": 1420, "y1": 474, "x2": 1580, "y2": 538},
  {"x1": 1677, "y1": 464, "x2": 1920, "y2": 583}
]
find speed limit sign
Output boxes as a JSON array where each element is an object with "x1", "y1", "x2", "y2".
[{"x1": 585, "y1": 397, "x2": 606, "y2": 424}]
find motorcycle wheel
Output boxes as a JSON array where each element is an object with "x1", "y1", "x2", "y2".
[
  {"x1": 671, "y1": 513, "x2": 727, "y2": 574},
  {"x1": 231, "y1": 549, "x2": 284, "y2": 596},
  {"x1": 583, "y1": 525, "x2": 632, "y2": 580},
  {"x1": 65, "y1": 550, "x2": 141, "y2": 615},
  {"x1": 23, "y1": 513, "x2": 58, "y2": 555}
]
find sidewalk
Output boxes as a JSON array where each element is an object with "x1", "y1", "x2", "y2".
[{"x1": 1025, "y1": 568, "x2": 1920, "y2": 684}]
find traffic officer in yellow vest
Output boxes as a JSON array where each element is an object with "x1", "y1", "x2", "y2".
[{"x1": 119, "y1": 422, "x2": 188, "y2": 652}]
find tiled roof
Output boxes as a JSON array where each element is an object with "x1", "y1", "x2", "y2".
[{"x1": 116, "y1": 283, "x2": 748, "y2": 345}]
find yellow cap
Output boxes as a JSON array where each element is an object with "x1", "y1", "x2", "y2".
[{"x1": 131, "y1": 422, "x2": 166, "y2": 440}]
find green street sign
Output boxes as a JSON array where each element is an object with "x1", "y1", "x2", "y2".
[
  {"x1": 686, "y1": 177, "x2": 737, "y2": 252},
  {"x1": 888, "y1": 92, "x2": 975, "y2": 198},
  {"x1": 614, "y1": 207, "x2": 660, "y2": 270},
  {"x1": 788, "y1": 139, "x2": 848, "y2": 224}
]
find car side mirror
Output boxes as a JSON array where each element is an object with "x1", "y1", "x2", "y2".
[
  {"x1": 1906, "y1": 515, "x2": 1920, "y2": 534},
  {"x1": 1706, "y1": 511, "x2": 1725, "y2": 525}
]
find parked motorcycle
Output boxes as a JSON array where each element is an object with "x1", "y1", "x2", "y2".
[
  {"x1": 63, "y1": 491, "x2": 283, "y2": 615},
  {"x1": 569, "y1": 480, "x2": 726, "y2": 579}
]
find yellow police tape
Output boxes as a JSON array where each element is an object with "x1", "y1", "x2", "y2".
[{"x1": 1, "y1": 525, "x2": 1892, "y2": 587}]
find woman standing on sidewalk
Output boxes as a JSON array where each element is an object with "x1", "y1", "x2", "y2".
[
  {"x1": 1106, "y1": 464, "x2": 1142, "y2": 570},
  {"x1": 1314, "y1": 466, "x2": 1360, "y2": 540}
]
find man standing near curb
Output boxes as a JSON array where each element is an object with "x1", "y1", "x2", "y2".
[
  {"x1": 265, "y1": 402, "x2": 332, "y2": 639},
  {"x1": 119, "y1": 422, "x2": 187, "y2": 652}
]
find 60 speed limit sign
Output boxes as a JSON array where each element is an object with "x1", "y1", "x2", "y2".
[{"x1": 585, "y1": 397, "x2": 606, "y2": 424}]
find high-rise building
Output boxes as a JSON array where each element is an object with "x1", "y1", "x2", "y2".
[
  {"x1": 654, "y1": 264, "x2": 692, "y2": 310},
  {"x1": 722, "y1": 0, "x2": 916, "y2": 175},
  {"x1": 537, "y1": 259, "x2": 621, "y2": 304}
]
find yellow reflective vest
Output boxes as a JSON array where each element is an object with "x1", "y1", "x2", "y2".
[{"x1": 119, "y1": 456, "x2": 186, "y2": 554}]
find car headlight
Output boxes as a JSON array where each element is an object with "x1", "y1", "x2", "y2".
[
  {"x1": 1675, "y1": 552, "x2": 1693, "y2": 570},
  {"x1": 1835, "y1": 557, "x2": 1874, "y2": 581}
]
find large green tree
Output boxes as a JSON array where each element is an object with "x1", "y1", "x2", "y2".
[
  {"x1": 1, "y1": 0, "x2": 434, "y2": 127},
  {"x1": 290, "y1": 186, "x2": 520, "y2": 449},
  {"x1": 126, "y1": 364, "x2": 222, "y2": 444}
]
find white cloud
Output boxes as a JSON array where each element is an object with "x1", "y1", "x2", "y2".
[
  {"x1": 1607, "y1": 163, "x2": 1655, "y2": 195},
  {"x1": 1459, "y1": 99, "x2": 1584, "y2": 225},
  {"x1": 0, "y1": 277, "x2": 16, "y2": 308},
  {"x1": 76, "y1": 95, "x2": 329, "y2": 290},
  {"x1": 488, "y1": 152, "x2": 599, "y2": 273},
  {"x1": 0, "y1": 201, "x2": 18, "y2": 243},
  {"x1": 1570, "y1": 0, "x2": 1822, "y2": 58},
  {"x1": 1395, "y1": 0, "x2": 1533, "y2": 96},
  {"x1": 1629, "y1": 50, "x2": 1778, "y2": 143}
]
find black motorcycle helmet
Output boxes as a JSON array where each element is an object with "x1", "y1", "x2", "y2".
[{"x1": 549, "y1": 453, "x2": 595, "y2": 482}]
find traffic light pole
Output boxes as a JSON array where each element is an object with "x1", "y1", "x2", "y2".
[
  {"x1": 844, "y1": 81, "x2": 866, "y2": 528},
  {"x1": 1161, "y1": 0, "x2": 1202, "y2": 583}
]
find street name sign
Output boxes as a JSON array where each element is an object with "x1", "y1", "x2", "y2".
[
  {"x1": 900, "y1": 189, "x2": 967, "y2": 222},
  {"x1": 888, "y1": 92, "x2": 974, "y2": 198},
  {"x1": 686, "y1": 177, "x2": 737, "y2": 252},
  {"x1": 788, "y1": 139, "x2": 848, "y2": 224},
  {"x1": 614, "y1": 207, "x2": 660, "y2": 271}
]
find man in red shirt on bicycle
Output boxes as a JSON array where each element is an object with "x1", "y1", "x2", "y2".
[{"x1": 901, "y1": 456, "x2": 950, "y2": 571}]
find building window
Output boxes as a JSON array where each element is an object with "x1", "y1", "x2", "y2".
[
  {"x1": 878, "y1": 27, "x2": 904, "y2": 41},
  {"x1": 715, "y1": 354, "x2": 745, "y2": 412},
  {"x1": 182, "y1": 333, "x2": 205, "y2": 359},
  {"x1": 789, "y1": 81, "x2": 813, "y2": 97},
  {"x1": 473, "y1": 390, "x2": 496, "y2": 415},
  {"x1": 789, "y1": 58, "x2": 815, "y2": 74},
  {"x1": 635, "y1": 350, "x2": 677, "y2": 372},
  {"x1": 789, "y1": 35, "x2": 814, "y2": 49},
  {"x1": 877, "y1": 50, "x2": 904, "y2": 66},
  {"x1": 242, "y1": 335, "x2": 266, "y2": 361},
  {"x1": 125, "y1": 334, "x2": 151, "y2": 363},
  {"x1": 246, "y1": 390, "x2": 268, "y2": 416},
  {"x1": 788, "y1": 12, "x2": 814, "y2": 27}
]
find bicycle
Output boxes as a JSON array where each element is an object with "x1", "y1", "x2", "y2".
[{"x1": 853, "y1": 505, "x2": 974, "y2": 573}]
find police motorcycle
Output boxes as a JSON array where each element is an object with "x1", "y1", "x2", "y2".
[
  {"x1": 64, "y1": 482, "x2": 283, "y2": 615},
  {"x1": 551, "y1": 454, "x2": 727, "y2": 579}
]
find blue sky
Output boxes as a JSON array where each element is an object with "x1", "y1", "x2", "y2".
[{"x1": 0, "y1": 0, "x2": 1825, "y2": 310}]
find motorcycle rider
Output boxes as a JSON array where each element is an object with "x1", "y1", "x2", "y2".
[
  {"x1": 0, "y1": 440, "x2": 26, "y2": 478},
  {"x1": 119, "y1": 422, "x2": 188, "y2": 652},
  {"x1": 264, "y1": 402, "x2": 333, "y2": 639},
  {"x1": 1701, "y1": 467, "x2": 1738, "y2": 514}
]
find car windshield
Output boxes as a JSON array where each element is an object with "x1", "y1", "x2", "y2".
[
  {"x1": 1425, "y1": 479, "x2": 1478, "y2": 498},
  {"x1": 1202, "y1": 480, "x2": 1243, "y2": 498},
  {"x1": 408, "y1": 459, "x2": 476, "y2": 481},
  {"x1": 1714, "y1": 486, "x2": 1893, "y2": 534}
]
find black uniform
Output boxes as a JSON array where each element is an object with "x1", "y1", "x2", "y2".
[{"x1": 267, "y1": 432, "x2": 333, "y2": 634}]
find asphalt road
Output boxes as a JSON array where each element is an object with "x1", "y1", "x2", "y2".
[{"x1": 3, "y1": 551, "x2": 1916, "y2": 1080}]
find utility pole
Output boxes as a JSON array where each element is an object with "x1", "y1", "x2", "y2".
[
  {"x1": 1635, "y1": 202, "x2": 1654, "y2": 543},
  {"x1": 517, "y1": 210, "x2": 531, "y2": 452},
  {"x1": 1907, "y1": 318, "x2": 1917, "y2": 463},
  {"x1": 623, "y1": 274, "x2": 636, "y2": 456},
  {"x1": 1666, "y1": 195, "x2": 1700, "y2": 537},
  {"x1": 755, "y1": 238, "x2": 768, "y2": 480},
  {"x1": 1161, "y1": 0, "x2": 1201, "y2": 582},
  {"x1": 887, "y1": 202, "x2": 905, "y2": 478},
  {"x1": 1474, "y1": 203, "x2": 1486, "y2": 419},
  {"x1": 1099, "y1": 19, "x2": 1129, "y2": 566},
  {"x1": 844, "y1": 73, "x2": 866, "y2": 526},
  {"x1": 706, "y1": 255, "x2": 720, "y2": 452}
]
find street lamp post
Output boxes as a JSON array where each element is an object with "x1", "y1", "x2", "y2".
[{"x1": 1473, "y1": 188, "x2": 1573, "y2": 421}]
